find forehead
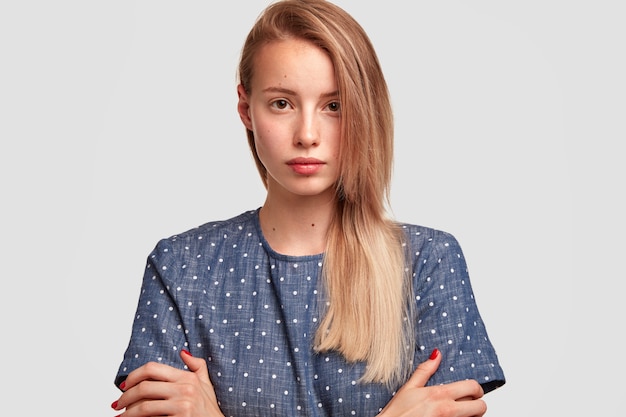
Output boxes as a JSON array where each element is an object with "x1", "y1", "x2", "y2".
[{"x1": 250, "y1": 38, "x2": 337, "y2": 91}]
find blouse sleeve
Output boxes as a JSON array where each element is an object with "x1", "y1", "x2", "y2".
[
  {"x1": 113, "y1": 238, "x2": 190, "y2": 389},
  {"x1": 410, "y1": 229, "x2": 505, "y2": 393}
]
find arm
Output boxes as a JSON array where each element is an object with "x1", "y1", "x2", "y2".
[
  {"x1": 112, "y1": 349, "x2": 484, "y2": 417},
  {"x1": 378, "y1": 348, "x2": 487, "y2": 417},
  {"x1": 112, "y1": 350, "x2": 225, "y2": 417},
  {"x1": 113, "y1": 236, "x2": 224, "y2": 416},
  {"x1": 410, "y1": 230, "x2": 505, "y2": 393},
  {"x1": 115, "y1": 238, "x2": 191, "y2": 388}
]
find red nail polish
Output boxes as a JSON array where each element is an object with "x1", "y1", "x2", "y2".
[
  {"x1": 429, "y1": 348, "x2": 439, "y2": 360},
  {"x1": 111, "y1": 400, "x2": 118, "y2": 409},
  {"x1": 119, "y1": 381, "x2": 126, "y2": 390},
  {"x1": 182, "y1": 349, "x2": 192, "y2": 356}
]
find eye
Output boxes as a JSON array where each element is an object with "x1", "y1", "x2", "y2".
[
  {"x1": 271, "y1": 99, "x2": 290, "y2": 110},
  {"x1": 326, "y1": 101, "x2": 340, "y2": 112}
]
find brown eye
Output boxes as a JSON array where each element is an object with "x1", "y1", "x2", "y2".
[
  {"x1": 327, "y1": 101, "x2": 340, "y2": 112},
  {"x1": 272, "y1": 99, "x2": 289, "y2": 110}
]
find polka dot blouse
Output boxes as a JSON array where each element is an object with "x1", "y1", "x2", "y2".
[{"x1": 115, "y1": 209, "x2": 505, "y2": 416}]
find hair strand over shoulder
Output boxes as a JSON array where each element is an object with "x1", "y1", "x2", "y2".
[{"x1": 238, "y1": 0, "x2": 415, "y2": 389}]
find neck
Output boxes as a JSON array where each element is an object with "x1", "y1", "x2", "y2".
[{"x1": 259, "y1": 194, "x2": 336, "y2": 256}]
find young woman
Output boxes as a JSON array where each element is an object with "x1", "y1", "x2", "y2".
[{"x1": 112, "y1": 1, "x2": 505, "y2": 416}]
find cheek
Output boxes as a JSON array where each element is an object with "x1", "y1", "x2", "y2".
[
  {"x1": 327, "y1": 125, "x2": 342, "y2": 158},
  {"x1": 252, "y1": 131, "x2": 277, "y2": 167},
  {"x1": 249, "y1": 115, "x2": 271, "y2": 157},
  {"x1": 251, "y1": 114, "x2": 289, "y2": 154},
  {"x1": 250, "y1": 110, "x2": 280, "y2": 142}
]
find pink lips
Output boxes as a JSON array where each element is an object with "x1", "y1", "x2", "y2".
[{"x1": 287, "y1": 157, "x2": 324, "y2": 175}]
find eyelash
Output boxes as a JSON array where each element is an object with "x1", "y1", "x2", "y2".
[
  {"x1": 326, "y1": 101, "x2": 340, "y2": 112},
  {"x1": 271, "y1": 99, "x2": 290, "y2": 110},
  {"x1": 270, "y1": 100, "x2": 340, "y2": 112}
]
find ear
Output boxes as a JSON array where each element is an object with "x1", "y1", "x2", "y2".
[{"x1": 237, "y1": 84, "x2": 253, "y2": 131}]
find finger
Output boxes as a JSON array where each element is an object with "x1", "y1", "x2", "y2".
[
  {"x1": 122, "y1": 361, "x2": 180, "y2": 391},
  {"x1": 434, "y1": 379, "x2": 485, "y2": 404},
  {"x1": 461, "y1": 398, "x2": 487, "y2": 417},
  {"x1": 123, "y1": 399, "x2": 176, "y2": 417},
  {"x1": 180, "y1": 349, "x2": 212, "y2": 385},
  {"x1": 180, "y1": 349, "x2": 207, "y2": 376},
  {"x1": 406, "y1": 348, "x2": 442, "y2": 388},
  {"x1": 453, "y1": 379, "x2": 485, "y2": 401},
  {"x1": 114, "y1": 380, "x2": 170, "y2": 411}
]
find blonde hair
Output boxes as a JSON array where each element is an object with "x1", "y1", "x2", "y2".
[{"x1": 238, "y1": 0, "x2": 414, "y2": 388}]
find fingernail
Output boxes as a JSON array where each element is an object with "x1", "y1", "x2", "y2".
[
  {"x1": 182, "y1": 349, "x2": 192, "y2": 356},
  {"x1": 111, "y1": 400, "x2": 118, "y2": 409},
  {"x1": 429, "y1": 348, "x2": 439, "y2": 360},
  {"x1": 119, "y1": 381, "x2": 126, "y2": 390}
]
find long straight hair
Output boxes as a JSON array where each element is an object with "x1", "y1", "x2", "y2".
[{"x1": 238, "y1": 0, "x2": 414, "y2": 388}]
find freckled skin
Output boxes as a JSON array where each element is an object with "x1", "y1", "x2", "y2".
[{"x1": 237, "y1": 39, "x2": 341, "y2": 203}]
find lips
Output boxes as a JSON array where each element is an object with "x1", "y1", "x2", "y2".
[
  {"x1": 287, "y1": 157, "x2": 324, "y2": 175},
  {"x1": 288, "y1": 157, "x2": 323, "y2": 165}
]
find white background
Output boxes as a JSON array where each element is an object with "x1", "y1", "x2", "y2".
[{"x1": 1, "y1": 1, "x2": 624, "y2": 415}]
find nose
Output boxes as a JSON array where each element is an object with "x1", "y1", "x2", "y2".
[{"x1": 294, "y1": 110, "x2": 319, "y2": 148}]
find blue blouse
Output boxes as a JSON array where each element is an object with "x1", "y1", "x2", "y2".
[{"x1": 115, "y1": 209, "x2": 505, "y2": 416}]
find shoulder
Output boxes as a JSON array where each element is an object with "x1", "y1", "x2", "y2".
[
  {"x1": 148, "y1": 209, "x2": 260, "y2": 261},
  {"x1": 397, "y1": 222, "x2": 470, "y2": 282},
  {"x1": 161, "y1": 209, "x2": 259, "y2": 245},
  {"x1": 398, "y1": 222, "x2": 464, "y2": 256},
  {"x1": 141, "y1": 209, "x2": 261, "y2": 285}
]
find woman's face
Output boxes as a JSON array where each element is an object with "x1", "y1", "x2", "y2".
[{"x1": 237, "y1": 38, "x2": 341, "y2": 201}]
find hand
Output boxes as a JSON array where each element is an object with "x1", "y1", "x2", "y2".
[
  {"x1": 111, "y1": 350, "x2": 224, "y2": 417},
  {"x1": 377, "y1": 349, "x2": 487, "y2": 417}
]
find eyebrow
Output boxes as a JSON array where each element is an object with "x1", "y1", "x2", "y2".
[{"x1": 261, "y1": 86, "x2": 339, "y2": 99}]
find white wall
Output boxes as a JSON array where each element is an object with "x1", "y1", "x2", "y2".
[{"x1": 1, "y1": 1, "x2": 623, "y2": 415}]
